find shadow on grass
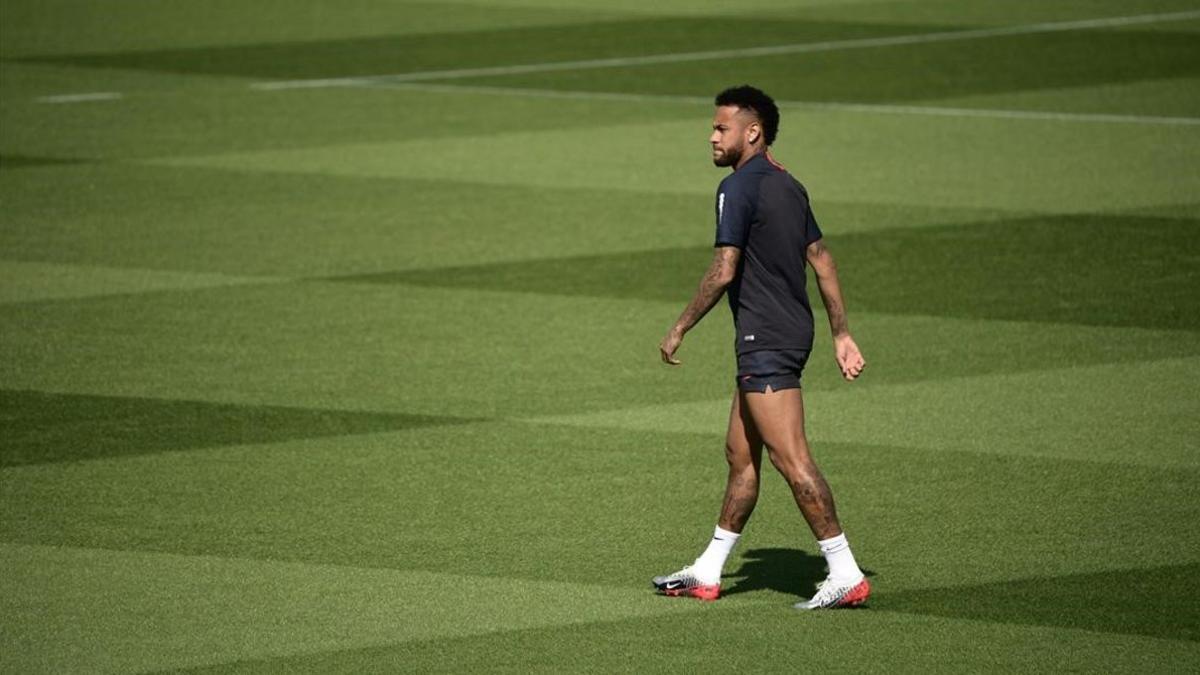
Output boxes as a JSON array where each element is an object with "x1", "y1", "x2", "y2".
[
  {"x1": 722, "y1": 547, "x2": 877, "y2": 599},
  {"x1": 880, "y1": 562, "x2": 1200, "y2": 643},
  {"x1": 724, "y1": 551, "x2": 1199, "y2": 642}
]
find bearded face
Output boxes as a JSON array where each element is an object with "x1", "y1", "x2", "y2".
[{"x1": 710, "y1": 105, "x2": 757, "y2": 168}]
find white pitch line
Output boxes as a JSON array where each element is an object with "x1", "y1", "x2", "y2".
[
  {"x1": 37, "y1": 92, "x2": 124, "y2": 103},
  {"x1": 252, "y1": 9, "x2": 1200, "y2": 91},
  {"x1": 358, "y1": 81, "x2": 1200, "y2": 127},
  {"x1": 37, "y1": 92, "x2": 123, "y2": 104}
]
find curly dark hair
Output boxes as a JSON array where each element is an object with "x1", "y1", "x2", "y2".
[{"x1": 714, "y1": 85, "x2": 780, "y2": 146}]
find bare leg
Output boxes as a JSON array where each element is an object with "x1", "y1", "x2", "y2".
[
  {"x1": 741, "y1": 387, "x2": 843, "y2": 540},
  {"x1": 717, "y1": 389, "x2": 763, "y2": 533}
]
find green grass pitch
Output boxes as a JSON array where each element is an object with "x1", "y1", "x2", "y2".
[{"x1": 2, "y1": 0, "x2": 1199, "y2": 671}]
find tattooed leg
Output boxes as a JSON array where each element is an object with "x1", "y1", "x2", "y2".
[
  {"x1": 784, "y1": 469, "x2": 841, "y2": 540},
  {"x1": 719, "y1": 472, "x2": 759, "y2": 533},
  {"x1": 742, "y1": 388, "x2": 844, "y2": 540}
]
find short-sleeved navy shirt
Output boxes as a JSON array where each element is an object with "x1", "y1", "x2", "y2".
[{"x1": 714, "y1": 152, "x2": 824, "y2": 355}]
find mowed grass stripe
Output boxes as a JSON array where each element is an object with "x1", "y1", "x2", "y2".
[
  {"x1": 0, "y1": 389, "x2": 478, "y2": 467},
  {"x1": 0, "y1": 154, "x2": 91, "y2": 169},
  {"x1": 0, "y1": 543, "x2": 702, "y2": 674},
  {"x1": 5, "y1": 278, "x2": 1200, "y2": 420},
  {"x1": 0, "y1": 71, "x2": 692, "y2": 161},
  {"x1": 0, "y1": 162, "x2": 707, "y2": 276},
  {"x1": 4, "y1": 425, "x2": 1196, "y2": 668},
  {"x1": 530, "y1": 355, "x2": 1200, "y2": 468},
  {"x1": 0, "y1": 259, "x2": 285, "y2": 305},
  {"x1": 22, "y1": 17, "x2": 962, "y2": 80},
  {"x1": 239, "y1": 10, "x2": 1200, "y2": 88},
  {"x1": 0, "y1": 0, "x2": 629, "y2": 58},
  {"x1": 179, "y1": 603, "x2": 1200, "y2": 674},
  {"x1": 148, "y1": 111, "x2": 1200, "y2": 213},
  {"x1": 881, "y1": 561, "x2": 1200, "y2": 643},
  {"x1": 433, "y1": 23, "x2": 1200, "y2": 108},
  {"x1": 0, "y1": 159, "x2": 1032, "y2": 278},
  {"x1": 4, "y1": 421, "x2": 1195, "y2": 593},
  {"x1": 358, "y1": 82, "x2": 1200, "y2": 126},
  {"x1": 336, "y1": 211, "x2": 1200, "y2": 331}
]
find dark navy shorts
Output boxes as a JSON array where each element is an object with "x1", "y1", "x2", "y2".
[{"x1": 736, "y1": 349, "x2": 810, "y2": 393}]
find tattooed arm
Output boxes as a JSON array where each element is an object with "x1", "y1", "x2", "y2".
[
  {"x1": 659, "y1": 246, "x2": 741, "y2": 365},
  {"x1": 806, "y1": 238, "x2": 866, "y2": 381}
]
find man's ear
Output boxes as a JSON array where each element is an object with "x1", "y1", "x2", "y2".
[{"x1": 747, "y1": 122, "x2": 761, "y2": 145}]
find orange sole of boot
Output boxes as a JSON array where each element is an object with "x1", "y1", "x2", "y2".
[
  {"x1": 662, "y1": 584, "x2": 720, "y2": 601},
  {"x1": 838, "y1": 579, "x2": 871, "y2": 607}
]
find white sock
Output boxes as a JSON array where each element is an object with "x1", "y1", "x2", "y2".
[
  {"x1": 692, "y1": 526, "x2": 741, "y2": 584},
  {"x1": 818, "y1": 533, "x2": 863, "y2": 582}
]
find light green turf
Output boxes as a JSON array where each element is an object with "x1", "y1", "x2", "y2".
[
  {"x1": 153, "y1": 102, "x2": 1200, "y2": 212},
  {"x1": 7, "y1": 541, "x2": 1198, "y2": 673},
  {"x1": 0, "y1": 75, "x2": 691, "y2": 159},
  {"x1": 0, "y1": 260, "x2": 280, "y2": 305},
  {"x1": 190, "y1": 610, "x2": 1200, "y2": 673},
  {"x1": 0, "y1": 543, "x2": 698, "y2": 673},
  {"x1": 0, "y1": 162, "x2": 707, "y2": 274},
  {"x1": 534, "y1": 354, "x2": 1200, "y2": 467},
  {"x1": 0, "y1": 283, "x2": 731, "y2": 416},
  {"x1": 4, "y1": 280, "x2": 1199, "y2": 418},
  {"x1": 926, "y1": 74, "x2": 1200, "y2": 118}
]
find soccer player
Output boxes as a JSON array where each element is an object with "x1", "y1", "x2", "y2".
[{"x1": 653, "y1": 85, "x2": 870, "y2": 610}]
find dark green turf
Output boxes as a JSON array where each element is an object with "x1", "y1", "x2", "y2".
[
  {"x1": 0, "y1": 161, "x2": 1020, "y2": 277},
  {"x1": 0, "y1": 154, "x2": 88, "y2": 170},
  {"x1": 14, "y1": 19, "x2": 948, "y2": 80},
  {"x1": 358, "y1": 212, "x2": 1200, "y2": 330},
  {"x1": 0, "y1": 164, "x2": 705, "y2": 275},
  {"x1": 450, "y1": 27, "x2": 1200, "y2": 104},
  {"x1": 885, "y1": 561, "x2": 1200, "y2": 642},
  {"x1": 19, "y1": 20, "x2": 1200, "y2": 108},
  {"x1": 836, "y1": 212, "x2": 1200, "y2": 330},
  {"x1": 0, "y1": 389, "x2": 472, "y2": 467},
  {"x1": 328, "y1": 245, "x2": 711, "y2": 302}
]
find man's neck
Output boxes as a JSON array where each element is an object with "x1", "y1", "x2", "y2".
[{"x1": 734, "y1": 146, "x2": 766, "y2": 171}]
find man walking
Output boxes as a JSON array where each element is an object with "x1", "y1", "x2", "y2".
[{"x1": 654, "y1": 85, "x2": 869, "y2": 610}]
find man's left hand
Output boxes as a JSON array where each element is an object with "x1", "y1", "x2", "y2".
[{"x1": 834, "y1": 334, "x2": 866, "y2": 381}]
